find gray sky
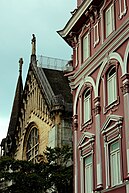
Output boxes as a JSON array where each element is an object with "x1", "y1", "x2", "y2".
[{"x1": 0, "y1": 0, "x2": 76, "y2": 143}]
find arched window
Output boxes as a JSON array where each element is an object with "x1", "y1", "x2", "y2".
[
  {"x1": 84, "y1": 89, "x2": 91, "y2": 123},
  {"x1": 107, "y1": 66, "x2": 117, "y2": 105},
  {"x1": 26, "y1": 127, "x2": 39, "y2": 163}
]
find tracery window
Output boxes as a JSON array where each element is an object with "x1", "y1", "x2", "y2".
[{"x1": 26, "y1": 127, "x2": 39, "y2": 163}]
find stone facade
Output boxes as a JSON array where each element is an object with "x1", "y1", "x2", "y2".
[{"x1": 1, "y1": 37, "x2": 72, "y2": 163}]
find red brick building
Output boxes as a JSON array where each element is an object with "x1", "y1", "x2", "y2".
[{"x1": 58, "y1": 0, "x2": 129, "y2": 192}]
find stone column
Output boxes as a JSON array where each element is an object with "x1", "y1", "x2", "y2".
[
  {"x1": 94, "y1": 97, "x2": 103, "y2": 190},
  {"x1": 73, "y1": 114, "x2": 78, "y2": 193},
  {"x1": 121, "y1": 74, "x2": 129, "y2": 176}
]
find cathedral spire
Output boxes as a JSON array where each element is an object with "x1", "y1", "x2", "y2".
[
  {"x1": 4, "y1": 58, "x2": 23, "y2": 156},
  {"x1": 31, "y1": 34, "x2": 37, "y2": 63},
  {"x1": 19, "y1": 58, "x2": 23, "y2": 76}
]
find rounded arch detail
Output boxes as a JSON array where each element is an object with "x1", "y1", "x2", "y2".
[
  {"x1": 96, "y1": 52, "x2": 124, "y2": 97},
  {"x1": 73, "y1": 76, "x2": 96, "y2": 115},
  {"x1": 124, "y1": 42, "x2": 129, "y2": 74}
]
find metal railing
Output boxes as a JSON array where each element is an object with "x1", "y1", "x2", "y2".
[{"x1": 37, "y1": 55, "x2": 68, "y2": 71}]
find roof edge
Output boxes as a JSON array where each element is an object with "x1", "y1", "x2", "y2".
[{"x1": 57, "y1": 0, "x2": 93, "y2": 38}]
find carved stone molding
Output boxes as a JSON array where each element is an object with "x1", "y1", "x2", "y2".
[
  {"x1": 93, "y1": 96, "x2": 101, "y2": 115},
  {"x1": 121, "y1": 74, "x2": 129, "y2": 95},
  {"x1": 73, "y1": 114, "x2": 78, "y2": 130}
]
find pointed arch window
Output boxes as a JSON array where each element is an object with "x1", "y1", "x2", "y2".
[
  {"x1": 26, "y1": 127, "x2": 39, "y2": 163},
  {"x1": 84, "y1": 89, "x2": 91, "y2": 123},
  {"x1": 107, "y1": 66, "x2": 117, "y2": 105}
]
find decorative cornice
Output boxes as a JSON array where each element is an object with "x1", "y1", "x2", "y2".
[
  {"x1": 101, "y1": 114, "x2": 123, "y2": 134},
  {"x1": 57, "y1": 0, "x2": 93, "y2": 38},
  {"x1": 94, "y1": 105, "x2": 101, "y2": 115},
  {"x1": 121, "y1": 73, "x2": 129, "y2": 82},
  {"x1": 68, "y1": 18, "x2": 129, "y2": 88},
  {"x1": 121, "y1": 82, "x2": 129, "y2": 95},
  {"x1": 78, "y1": 131, "x2": 95, "y2": 150}
]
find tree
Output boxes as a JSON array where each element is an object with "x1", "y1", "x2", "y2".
[
  {"x1": 43, "y1": 145, "x2": 73, "y2": 193},
  {"x1": 0, "y1": 145, "x2": 73, "y2": 193}
]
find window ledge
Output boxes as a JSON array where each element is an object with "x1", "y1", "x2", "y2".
[
  {"x1": 105, "y1": 29, "x2": 115, "y2": 42},
  {"x1": 103, "y1": 96, "x2": 120, "y2": 114},
  {"x1": 102, "y1": 182, "x2": 125, "y2": 192},
  {"x1": 81, "y1": 117, "x2": 93, "y2": 130}
]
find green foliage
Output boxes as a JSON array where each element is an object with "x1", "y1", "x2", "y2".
[{"x1": 0, "y1": 145, "x2": 73, "y2": 193}]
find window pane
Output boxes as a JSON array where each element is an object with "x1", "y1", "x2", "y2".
[
  {"x1": 84, "y1": 92, "x2": 91, "y2": 123},
  {"x1": 107, "y1": 68, "x2": 117, "y2": 105},
  {"x1": 26, "y1": 127, "x2": 39, "y2": 163},
  {"x1": 85, "y1": 155, "x2": 92, "y2": 193},
  {"x1": 110, "y1": 141, "x2": 121, "y2": 186},
  {"x1": 105, "y1": 5, "x2": 114, "y2": 37},
  {"x1": 83, "y1": 33, "x2": 89, "y2": 61},
  {"x1": 110, "y1": 141, "x2": 119, "y2": 151}
]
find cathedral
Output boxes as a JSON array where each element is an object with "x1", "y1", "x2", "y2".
[{"x1": 1, "y1": 35, "x2": 73, "y2": 163}]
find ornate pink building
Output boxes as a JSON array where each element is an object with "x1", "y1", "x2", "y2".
[{"x1": 58, "y1": 0, "x2": 129, "y2": 192}]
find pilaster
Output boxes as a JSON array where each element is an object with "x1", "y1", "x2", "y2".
[
  {"x1": 94, "y1": 97, "x2": 103, "y2": 190},
  {"x1": 121, "y1": 74, "x2": 129, "y2": 176},
  {"x1": 73, "y1": 114, "x2": 78, "y2": 193}
]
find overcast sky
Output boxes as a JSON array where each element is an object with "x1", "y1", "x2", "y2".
[{"x1": 0, "y1": 0, "x2": 76, "y2": 143}]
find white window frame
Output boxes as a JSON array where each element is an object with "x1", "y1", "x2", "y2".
[
  {"x1": 84, "y1": 155, "x2": 93, "y2": 193},
  {"x1": 119, "y1": 0, "x2": 127, "y2": 19},
  {"x1": 79, "y1": 132, "x2": 95, "y2": 193},
  {"x1": 105, "y1": 4, "x2": 115, "y2": 38},
  {"x1": 93, "y1": 22, "x2": 99, "y2": 47},
  {"x1": 102, "y1": 115, "x2": 123, "y2": 188},
  {"x1": 83, "y1": 32, "x2": 90, "y2": 61},
  {"x1": 75, "y1": 43, "x2": 79, "y2": 67},
  {"x1": 110, "y1": 141, "x2": 121, "y2": 186},
  {"x1": 84, "y1": 89, "x2": 91, "y2": 123},
  {"x1": 107, "y1": 67, "x2": 117, "y2": 105}
]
